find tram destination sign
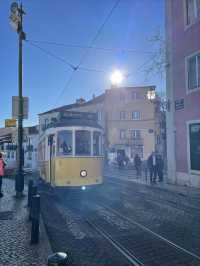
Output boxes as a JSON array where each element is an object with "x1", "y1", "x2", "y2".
[
  {"x1": 60, "y1": 111, "x2": 97, "y2": 121},
  {"x1": 12, "y1": 96, "x2": 29, "y2": 119}
]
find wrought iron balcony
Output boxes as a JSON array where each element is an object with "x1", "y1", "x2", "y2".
[{"x1": 118, "y1": 137, "x2": 143, "y2": 146}]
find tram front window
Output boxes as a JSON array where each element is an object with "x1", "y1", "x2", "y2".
[
  {"x1": 93, "y1": 131, "x2": 101, "y2": 156},
  {"x1": 75, "y1": 130, "x2": 91, "y2": 156},
  {"x1": 57, "y1": 130, "x2": 72, "y2": 156}
]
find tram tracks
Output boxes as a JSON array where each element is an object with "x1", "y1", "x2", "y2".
[
  {"x1": 105, "y1": 177, "x2": 200, "y2": 214},
  {"x1": 86, "y1": 219, "x2": 144, "y2": 266},
  {"x1": 82, "y1": 201, "x2": 200, "y2": 265},
  {"x1": 41, "y1": 184, "x2": 200, "y2": 265}
]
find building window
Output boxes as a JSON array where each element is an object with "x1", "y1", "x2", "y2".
[
  {"x1": 187, "y1": 52, "x2": 200, "y2": 91},
  {"x1": 189, "y1": 123, "x2": 200, "y2": 171},
  {"x1": 130, "y1": 130, "x2": 141, "y2": 139},
  {"x1": 44, "y1": 119, "x2": 49, "y2": 128},
  {"x1": 7, "y1": 151, "x2": 10, "y2": 159},
  {"x1": 57, "y1": 130, "x2": 73, "y2": 156},
  {"x1": 97, "y1": 111, "x2": 102, "y2": 121},
  {"x1": 120, "y1": 93, "x2": 125, "y2": 101},
  {"x1": 185, "y1": 0, "x2": 200, "y2": 25},
  {"x1": 131, "y1": 91, "x2": 138, "y2": 100},
  {"x1": 11, "y1": 151, "x2": 15, "y2": 159},
  {"x1": 156, "y1": 135, "x2": 161, "y2": 145},
  {"x1": 132, "y1": 111, "x2": 140, "y2": 120},
  {"x1": 131, "y1": 145, "x2": 143, "y2": 159},
  {"x1": 120, "y1": 111, "x2": 126, "y2": 120},
  {"x1": 28, "y1": 151, "x2": 32, "y2": 160},
  {"x1": 120, "y1": 129, "x2": 126, "y2": 140}
]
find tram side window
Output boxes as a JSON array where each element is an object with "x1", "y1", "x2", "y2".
[
  {"x1": 93, "y1": 131, "x2": 101, "y2": 156},
  {"x1": 57, "y1": 130, "x2": 72, "y2": 156},
  {"x1": 75, "y1": 130, "x2": 91, "y2": 156}
]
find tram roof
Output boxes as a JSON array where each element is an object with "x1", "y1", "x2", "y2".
[
  {"x1": 44, "y1": 111, "x2": 102, "y2": 130},
  {"x1": 53, "y1": 119, "x2": 102, "y2": 129}
]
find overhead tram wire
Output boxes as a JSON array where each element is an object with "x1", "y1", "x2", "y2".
[
  {"x1": 55, "y1": 0, "x2": 121, "y2": 105},
  {"x1": 27, "y1": 37, "x2": 156, "y2": 99},
  {"x1": 27, "y1": 37, "x2": 155, "y2": 79},
  {"x1": 26, "y1": 0, "x2": 155, "y2": 105},
  {"x1": 125, "y1": 55, "x2": 156, "y2": 79},
  {"x1": 26, "y1": 40, "x2": 106, "y2": 73},
  {"x1": 75, "y1": 0, "x2": 121, "y2": 69},
  {"x1": 26, "y1": 40, "x2": 77, "y2": 70},
  {"x1": 26, "y1": 40, "x2": 107, "y2": 106},
  {"x1": 26, "y1": 39, "x2": 154, "y2": 55}
]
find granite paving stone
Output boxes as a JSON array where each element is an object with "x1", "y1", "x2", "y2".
[{"x1": 0, "y1": 178, "x2": 52, "y2": 266}]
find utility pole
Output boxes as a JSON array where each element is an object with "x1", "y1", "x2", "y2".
[{"x1": 10, "y1": 2, "x2": 26, "y2": 197}]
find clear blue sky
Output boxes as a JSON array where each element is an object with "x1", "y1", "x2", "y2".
[{"x1": 0, "y1": 0, "x2": 165, "y2": 127}]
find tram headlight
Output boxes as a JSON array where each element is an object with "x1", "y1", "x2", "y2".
[{"x1": 80, "y1": 170, "x2": 87, "y2": 177}]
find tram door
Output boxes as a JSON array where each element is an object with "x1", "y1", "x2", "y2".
[{"x1": 48, "y1": 134, "x2": 55, "y2": 184}]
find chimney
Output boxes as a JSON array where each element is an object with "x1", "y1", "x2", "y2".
[{"x1": 76, "y1": 98, "x2": 86, "y2": 104}]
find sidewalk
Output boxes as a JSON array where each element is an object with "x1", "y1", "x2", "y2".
[
  {"x1": 104, "y1": 165, "x2": 200, "y2": 199},
  {"x1": 0, "y1": 178, "x2": 52, "y2": 266}
]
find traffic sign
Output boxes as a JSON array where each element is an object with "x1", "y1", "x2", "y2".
[
  {"x1": 12, "y1": 96, "x2": 29, "y2": 119},
  {"x1": 5, "y1": 119, "x2": 17, "y2": 128}
]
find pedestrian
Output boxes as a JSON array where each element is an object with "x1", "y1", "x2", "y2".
[
  {"x1": 124, "y1": 155, "x2": 129, "y2": 168},
  {"x1": 117, "y1": 153, "x2": 123, "y2": 169},
  {"x1": 142, "y1": 159, "x2": 148, "y2": 181},
  {"x1": 134, "y1": 154, "x2": 142, "y2": 178},
  {"x1": 0, "y1": 152, "x2": 6, "y2": 197},
  {"x1": 147, "y1": 152, "x2": 157, "y2": 183},
  {"x1": 156, "y1": 154, "x2": 164, "y2": 182}
]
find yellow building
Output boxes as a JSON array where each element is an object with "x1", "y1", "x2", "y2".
[
  {"x1": 39, "y1": 86, "x2": 160, "y2": 161},
  {"x1": 104, "y1": 86, "x2": 156, "y2": 160}
]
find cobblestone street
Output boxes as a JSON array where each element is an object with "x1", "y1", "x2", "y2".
[
  {"x1": 40, "y1": 167, "x2": 200, "y2": 266},
  {"x1": 0, "y1": 178, "x2": 51, "y2": 266}
]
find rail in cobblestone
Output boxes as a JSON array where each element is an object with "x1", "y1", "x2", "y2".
[
  {"x1": 105, "y1": 176, "x2": 200, "y2": 213},
  {"x1": 82, "y1": 201, "x2": 200, "y2": 265},
  {"x1": 100, "y1": 203, "x2": 200, "y2": 262},
  {"x1": 86, "y1": 219, "x2": 144, "y2": 266}
]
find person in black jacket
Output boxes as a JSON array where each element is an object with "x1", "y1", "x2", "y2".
[
  {"x1": 134, "y1": 154, "x2": 142, "y2": 178},
  {"x1": 156, "y1": 154, "x2": 164, "y2": 182},
  {"x1": 147, "y1": 152, "x2": 157, "y2": 183}
]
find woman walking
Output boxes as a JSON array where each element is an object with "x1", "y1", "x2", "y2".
[{"x1": 0, "y1": 152, "x2": 6, "y2": 197}]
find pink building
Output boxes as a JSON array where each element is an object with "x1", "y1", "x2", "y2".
[{"x1": 166, "y1": 0, "x2": 200, "y2": 187}]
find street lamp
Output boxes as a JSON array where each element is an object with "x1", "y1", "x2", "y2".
[
  {"x1": 146, "y1": 89, "x2": 170, "y2": 112},
  {"x1": 146, "y1": 89, "x2": 156, "y2": 102},
  {"x1": 110, "y1": 70, "x2": 124, "y2": 87},
  {"x1": 146, "y1": 88, "x2": 167, "y2": 164},
  {"x1": 9, "y1": 2, "x2": 26, "y2": 198}
]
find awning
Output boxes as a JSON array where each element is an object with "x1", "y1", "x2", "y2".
[{"x1": 0, "y1": 134, "x2": 12, "y2": 145}]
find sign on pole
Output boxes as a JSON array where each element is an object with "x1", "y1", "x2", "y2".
[
  {"x1": 12, "y1": 96, "x2": 29, "y2": 119},
  {"x1": 5, "y1": 119, "x2": 17, "y2": 128}
]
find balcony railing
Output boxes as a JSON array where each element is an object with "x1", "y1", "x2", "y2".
[{"x1": 119, "y1": 137, "x2": 143, "y2": 146}]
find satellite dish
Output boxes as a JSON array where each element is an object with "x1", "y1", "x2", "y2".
[{"x1": 10, "y1": 2, "x2": 18, "y2": 13}]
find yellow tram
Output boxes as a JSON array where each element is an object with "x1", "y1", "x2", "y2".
[{"x1": 38, "y1": 111, "x2": 104, "y2": 190}]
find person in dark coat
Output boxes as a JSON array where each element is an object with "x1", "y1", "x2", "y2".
[
  {"x1": 134, "y1": 154, "x2": 142, "y2": 178},
  {"x1": 142, "y1": 160, "x2": 148, "y2": 181},
  {"x1": 147, "y1": 152, "x2": 157, "y2": 183},
  {"x1": 117, "y1": 153, "x2": 123, "y2": 169},
  {"x1": 156, "y1": 154, "x2": 164, "y2": 182}
]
